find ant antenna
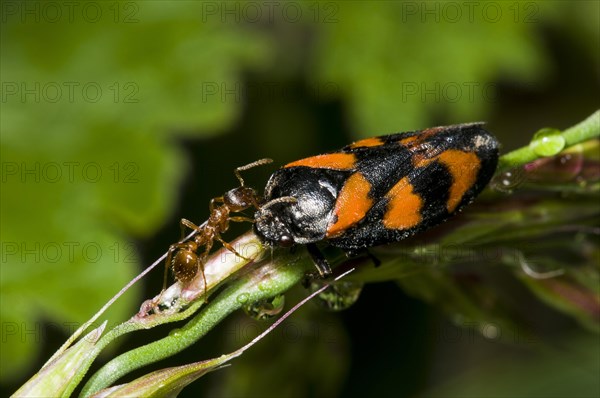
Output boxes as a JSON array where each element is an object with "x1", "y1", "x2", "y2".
[{"x1": 234, "y1": 158, "x2": 273, "y2": 186}]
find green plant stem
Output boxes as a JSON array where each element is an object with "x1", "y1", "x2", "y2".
[
  {"x1": 497, "y1": 110, "x2": 599, "y2": 173},
  {"x1": 80, "y1": 251, "x2": 312, "y2": 397},
  {"x1": 58, "y1": 232, "x2": 266, "y2": 397}
]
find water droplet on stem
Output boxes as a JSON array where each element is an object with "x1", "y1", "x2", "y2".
[
  {"x1": 529, "y1": 128, "x2": 565, "y2": 157},
  {"x1": 243, "y1": 295, "x2": 285, "y2": 321},
  {"x1": 308, "y1": 280, "x2": 363, "y2": 311}
]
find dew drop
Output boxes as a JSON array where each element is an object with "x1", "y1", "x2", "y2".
[
  {"x1": 490, "y1": 168, "x2": 525, "y2": 193},
  {"x1": 481, "y1": 323, "x2": 500, "y2": 340},
  {"x1": 308, "y1": 280, "x2": 363, "y2": 311},
  {"x1": 237, "y1": 293, "x2": 250, "y2": 305},
  {"x1": 529, "y1": 128, "x2": 565, "y2": 157},
  {"x1": 243, "y1": 295, "x2": 285, "y2": 321}
]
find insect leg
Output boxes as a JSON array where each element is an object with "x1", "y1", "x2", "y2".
[
  {"x1": 306, "y1": 243, "x2": 332, "y2": 278},
  {"x1": 217, "y1": 235, "x2": 251, "y2": 261},
  {"x1": 195, "y1": 255, "x2": 208, "y2": 302},
  {"x1": 209, "y1": 197, "x2": 224, "y2": 212},
  {"x1": 365, "y1": 249, "x2": 381, "y2": 268},
  {"x1": 228, "y1": 216, "x2": 255, "y2": 223},
  {"x1": 179, "y1": 218, "x2": 203, "y2": 240},
  {"x1": 346, "y1": 248, "x2": 381, "y2": 268},
  {"x1": 163, "y1": 244, "x2": 178, "y2": 291}
]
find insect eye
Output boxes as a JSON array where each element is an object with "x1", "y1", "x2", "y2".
[{"x1": 279, "y1": 234, "x2": 294, "y2": 248}]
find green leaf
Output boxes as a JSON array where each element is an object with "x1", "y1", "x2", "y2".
[
  {"x1": 89, "y1": 356, "x2": 231, "y2": 398},
  {"x1": 1, "y1": 2, "x2": 271, "y2": 382},
  {"x1": 13, "y1": 322, "x2": 106, "y2": 397},
  {"x1": 310, "y1": 1, "x2": 556, "y2": 132}
]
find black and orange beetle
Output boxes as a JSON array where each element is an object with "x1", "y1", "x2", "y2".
[{"x1": 254, "y1": 123, "x2": 499, "y2": 276}]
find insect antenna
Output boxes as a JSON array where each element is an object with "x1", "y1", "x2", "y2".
[
  {"x1": 254, "y1": 196, "x2": 298, "y2": 223},
  {"x1": 234, "y1": 158, "x2": 273, "y2": 186}
]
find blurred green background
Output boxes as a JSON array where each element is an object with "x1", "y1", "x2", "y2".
[{"x1": 1, "y1": 1, "x2": 598, "y2": 397}]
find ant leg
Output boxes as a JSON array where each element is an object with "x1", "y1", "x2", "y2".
[
  {"x1": 180, "y1": 218, "x2": 202, "y2": 231},
  {"x1": 195, "y1": 255, "x2": 208, "y2": 302},
  {"x1": 179, "y1": 218, "x2": 203, "y2": 240},
  {"x1": 217, "y1": 235, "x2": 251, "y2": 261},
  {"x1": 199, "y1": 238, "x2": 214, "y2": 263},
  {"x1": 250, "y1": 195, "x2": 262, "y2": 209},
  {"x1": 229, "y1": 216, "x2": 254, "y2": 223},
  {"x1": 209, "y1": 197, "x2": 224, "y2": 212},
  {"x1": 234, "y1": 158, "x2": 273, "y2": 186},
  {"x1": 163, "y1": 244, "x2": 178, "y2": 291}
]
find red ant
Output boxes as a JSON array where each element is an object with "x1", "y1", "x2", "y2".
[{"x1": 163, "y1": 159, "x2": 272, "y2": 292}]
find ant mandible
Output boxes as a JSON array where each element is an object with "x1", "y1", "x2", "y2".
[{"x1": 163, "y1": 158, "x2": 273, "y2": 292}]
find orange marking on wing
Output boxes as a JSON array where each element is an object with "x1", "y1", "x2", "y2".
[
  {"x1": 411, "y1": 149, "x2": 481, "y2": 212},
  {"x1": 349, "y1": 137, "x2": 383, "y2": 148},
  {"x1": 399, "y1": 127, "x2": 443, "y2": 148},
  {"x1": 383, "y1": 177, "x2": 422, "y2": 229},
  {"x1": 326, "y1": 173, "x2": 373, "y2": 237},
  {"x1": 399, "y1": 135, "x2": 418, "y2": 146},
  {"x1": 284, "y1": 153, "x2": 356, "y2": 170},
  {"x1": 420, "y1": 126, "x2": 444, "y2": 136},
  {"x1": 437, "y1": 150, "x2": 481, "y2": 212}
]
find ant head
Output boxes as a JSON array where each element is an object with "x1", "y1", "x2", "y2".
[{"x1": 223, "y1": 186, "x2": 258, "y2": 211}]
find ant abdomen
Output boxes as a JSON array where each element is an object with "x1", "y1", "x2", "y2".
[{"x1": 170, "y1": 244, "x2": 200, "y2": 284}]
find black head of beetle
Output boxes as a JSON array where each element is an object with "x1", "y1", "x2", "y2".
[{"x1": 253, "y1": 167, "x2": 348, "y2": 248}]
